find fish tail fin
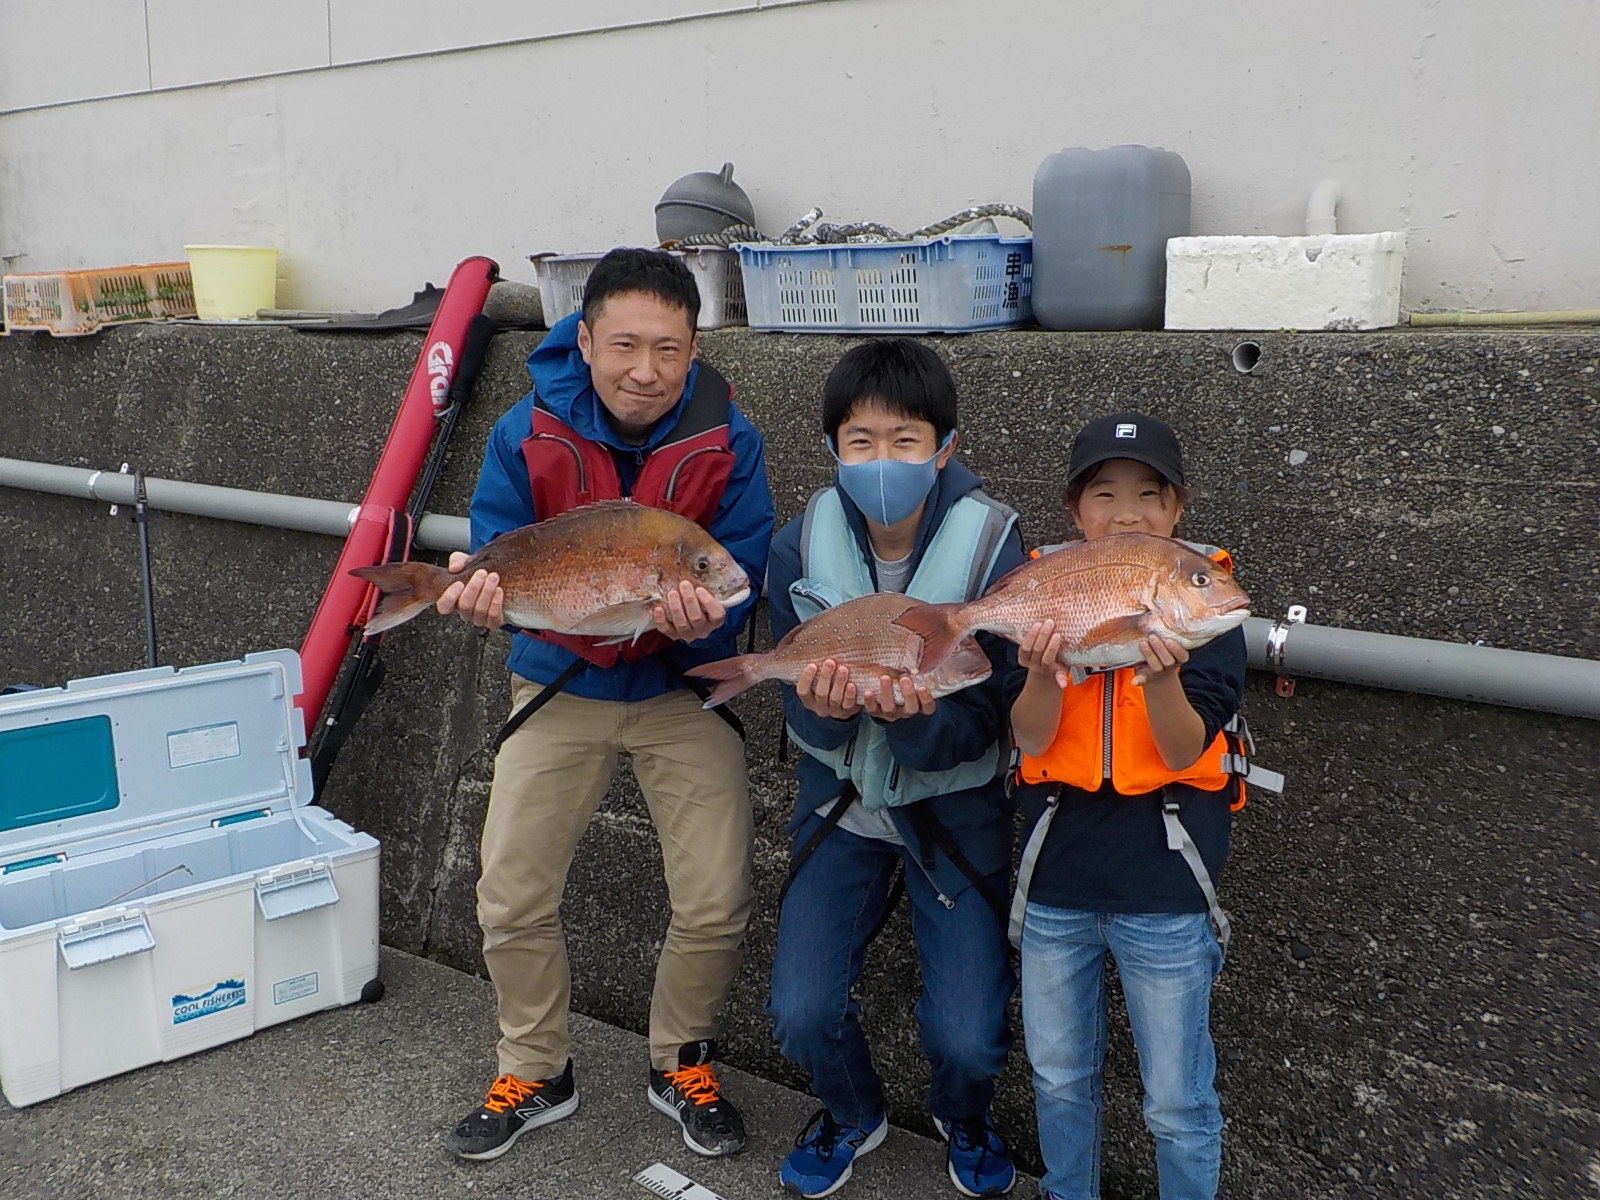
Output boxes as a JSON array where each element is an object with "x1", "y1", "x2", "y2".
[
  {"x1": 892, "y1": 601, "x2": 970, "y2": 672},
  {"x1": 683, "y1": 655, "x2": 763, "y2": 708},
  {"x1": 349, "y1": 562, "x2": 453, "y2": 635}
]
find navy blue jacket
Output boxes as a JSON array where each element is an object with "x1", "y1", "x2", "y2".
[
  {"x1": 468, "y1": 313, "x2": 775, "y2": 700},
  {"x1": 767, "y1": 460, "x2": 1027, "y2": 900}
]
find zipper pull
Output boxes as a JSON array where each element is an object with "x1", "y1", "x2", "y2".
[{"x1": 937, "y1": 892, "x2": 955, "y2": 909}]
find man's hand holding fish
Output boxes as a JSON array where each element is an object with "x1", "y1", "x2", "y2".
[{"x1": 649, "y1": 578, "x2": 730, "y2": 643}]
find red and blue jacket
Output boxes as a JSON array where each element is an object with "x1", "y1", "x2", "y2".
[{"x1": 467, "y1": 313, "x2": 774, "y2": 701}]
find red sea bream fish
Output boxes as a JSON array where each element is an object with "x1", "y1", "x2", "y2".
[
  {"x1": 350, "y1": 500, "x2": 749, "y2": 637},
  {"x1": 894, "y1": 532, "x2": 1250, "y2": 680},
  {"x1": 685, "y1": 591, "x2": 992, "y2": 708}
]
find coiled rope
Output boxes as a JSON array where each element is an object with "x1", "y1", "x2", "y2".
[{"x1": 671, "y1": 203, "x2": 1032, "y2": 249}]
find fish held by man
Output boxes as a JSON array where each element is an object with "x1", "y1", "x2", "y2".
[
  {"x1": 685, "y1": 591, "x2": 993, "y2": 708},
  {"x1": 894, "y1": 532, "x2": 1250, "y2": 678},
  {"x1": 350, "y1": 500, "x2": 750, "y2": 637}
]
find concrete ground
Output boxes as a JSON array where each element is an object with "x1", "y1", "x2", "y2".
[{"x1": 0, "y1": 947, "x2": 1037, "y2": 1200}]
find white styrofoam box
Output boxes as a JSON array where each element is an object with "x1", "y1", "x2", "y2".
[
  {"x1": 1164, "y1": 232, "x2": 1407, "y2": 330},
  {"x1": 0, "y1": 650, "x2": 379, "y2": 1108}
]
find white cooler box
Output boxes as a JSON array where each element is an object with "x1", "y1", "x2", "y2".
[{"x1": 0, "y1": 649, "x2": 379, "y2": 1108}]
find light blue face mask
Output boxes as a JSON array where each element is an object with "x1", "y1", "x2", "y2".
[{"x1": 827, "y1": 431, "x2": 954, "y2": 527}]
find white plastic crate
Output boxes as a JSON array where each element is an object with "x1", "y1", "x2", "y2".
[
  {"x1": 734, "y1": 234, "x2": 1033, "y2": 333},
  {"x1": 3, "y1": 262, "x2": 197, "y2": 337},
  {"x1": 0, "y1": 650, "x2": 380, "y2": 1108},
  {"x1": 529, "y1": 247, "x2": 746, "y2": 329}
]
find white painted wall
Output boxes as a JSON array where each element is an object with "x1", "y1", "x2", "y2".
[{"x1": 2, "y1": 0, "x2": 1596, "y2": 315}]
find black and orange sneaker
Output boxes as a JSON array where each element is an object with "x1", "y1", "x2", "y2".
[
  {"x1": 446, "y1": 1060, "x2": 579, "y2": 1160},
  {"x1": 647, "y1": 1039, "x2": 746, "y2": 1156}
]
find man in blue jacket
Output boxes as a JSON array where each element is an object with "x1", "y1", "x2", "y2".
[
  {"x1": 765, "y1": 339, "x2": 1022, "y2": 1198},
  {"x1": 436, "y1": 249, "x2": 774, "y2": 1163}
]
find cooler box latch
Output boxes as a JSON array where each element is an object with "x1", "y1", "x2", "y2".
[
  {"x1": 58, "y1": 909, "x2": 156, "y2": 969},
  {"x1": 255, "y1": 862, "x2": 339, "y2": 920}
]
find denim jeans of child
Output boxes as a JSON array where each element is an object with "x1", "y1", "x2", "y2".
[
  {"x1": 1021, "y1": 904, "x2": 1224, "y2": 1200},
  {"x1": 767, "y1": 814, "x2": 1014, "y2": 1127}
]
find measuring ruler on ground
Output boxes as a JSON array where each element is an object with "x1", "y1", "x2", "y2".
[{"x1": 633, "y1": 1162, "x2": 729, "y2": 1200}]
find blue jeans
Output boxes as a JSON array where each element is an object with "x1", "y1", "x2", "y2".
[
  {"x1": 767, "y1": 815, "x2": 1014, "y2": 1127},
  {"x1": 1020, "y1": 904, "x2": 1224, "y2": 1200}
]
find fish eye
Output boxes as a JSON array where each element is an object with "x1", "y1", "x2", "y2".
[
  {"x1": 694, "y1": 555, "x2": 711, "y2": 573},
  {"x1": 1191, "y1": 571, "x2": 1211, "y2": 587}
]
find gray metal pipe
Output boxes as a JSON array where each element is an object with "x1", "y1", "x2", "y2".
[
  {"x1": 4, "y1": 455, "x2": 1596, "y2": 719},
  {"x1": 0, "y1": 457, "x2": 470, "y2": 552},
  {"x1": 1243, "y1": 616, "x2": 1600, "y2": 720}
]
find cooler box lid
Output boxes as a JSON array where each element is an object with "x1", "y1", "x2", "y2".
[{"x1": 0, "y1": 649, "x2": 310, "y2": 864}]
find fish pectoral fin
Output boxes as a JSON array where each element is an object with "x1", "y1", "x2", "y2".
[
  {"x1": 1080, "y1": 613, "x2": 1156, "y2": 646},
  {"x1": 565, "y1": 600, "x2": 657, "y2": 639}
]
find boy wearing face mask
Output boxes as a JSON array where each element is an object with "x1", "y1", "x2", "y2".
[{"x1": 764, "y1": 339, "x2": 1026, "y2": 1199}]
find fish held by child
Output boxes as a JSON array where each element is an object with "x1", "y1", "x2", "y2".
[
  {"x1": 349, "y1": 500, "x2": 750, "y2": 637},
  {"x1": 684, "y1": 591, "x2": 993, "y2": 708},
  {"x1": 894, "y1": 532, "x2": 1250, "y2": 678}
]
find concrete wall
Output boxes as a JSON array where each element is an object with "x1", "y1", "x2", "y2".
[
  {"x1": 1, "y1": 322, "x2": 1595, "y2": 1196},
  {"x1": 4, "y1": 0, "x2": 1600, "y2": 315}
]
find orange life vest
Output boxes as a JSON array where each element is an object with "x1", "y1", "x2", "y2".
[{"x1": 1015, "y1": 544, "x2": 1245, "y2": 810}]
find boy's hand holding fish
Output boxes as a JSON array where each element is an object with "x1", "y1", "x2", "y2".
[{"x1": 794, "y1": 658, "x2": 935, "y2": 722}]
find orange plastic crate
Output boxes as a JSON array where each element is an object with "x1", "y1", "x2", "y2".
[{"x1": 3, "y1": 262, "x2": 197, "y2": 336}]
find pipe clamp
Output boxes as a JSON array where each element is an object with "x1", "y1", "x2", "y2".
[{"x1": 1266, "y1": 604, "x2": 1308, "y2": 697}]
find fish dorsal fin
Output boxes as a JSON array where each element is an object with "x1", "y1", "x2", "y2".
[
  {"x1": 538, "y1": 499, "x2": 648, "y2": 527},
  {"x1": 1083, "y1": 532, "x2": 1190, "y2": 572}
]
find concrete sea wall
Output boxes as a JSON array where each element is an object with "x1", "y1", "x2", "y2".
[{"x1": 1, "y1": 323, "x2": 1595, "y2": 1198}]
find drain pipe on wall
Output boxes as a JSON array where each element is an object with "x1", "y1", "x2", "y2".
[
  {"x1": 3, "y1": 455, "x2": 1598, "y2": 720},
  {"x1": 0, "y1": 457, "x2": 471, "y2": 552},
  {"x1": 1305, "y1": 179, "x2": 1341, "y2": 236},
  {"x1": 1244, "y1": 612, "x2": 1599, "y2": 720},
  {"x1": 1408, "y1": 309, "x2": 1600, "y2": 327}
]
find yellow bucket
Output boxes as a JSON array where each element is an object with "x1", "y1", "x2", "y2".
[{"x1": 184, "y1": 245, "x2": 279, "y2": 319}]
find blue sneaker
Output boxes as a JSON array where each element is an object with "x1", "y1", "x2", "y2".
[
  {"x1": 780, "y1": 1107, "x2": 888, "y2": 1197},
  {"x1": 933, "y1": 1112, "x2": 1016, "y2": 1197}
]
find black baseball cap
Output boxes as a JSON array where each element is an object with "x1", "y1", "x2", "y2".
[{"x1": 1067, "y1": 411, "x2": 1185, "y2": 487}]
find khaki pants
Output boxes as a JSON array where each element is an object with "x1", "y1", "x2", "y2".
[{"x1": 477, "y1": 681, "x2": 754, "y2": 1078}]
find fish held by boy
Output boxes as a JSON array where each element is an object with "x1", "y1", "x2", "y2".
[
  {"x1": 685, "y1": 591, "x2": 993, "y2": 708},
  {"x1": 894, "y1": 531, "x2": 1250, "y2": 680},
  {"x1": 349, "y1": 500, "x2": 750, "y2": 637}
]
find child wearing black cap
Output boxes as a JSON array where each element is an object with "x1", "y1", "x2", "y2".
[{"x1": 1008, "y1": 412, "x2": 1249, "y2": 1200}]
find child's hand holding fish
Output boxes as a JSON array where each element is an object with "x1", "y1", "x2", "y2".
[
  {"x1": 1017, "y1": 618, "x2": 1071, "y2": 690},
  {"x1": 1130, "y1": 634, "x2": 1189, "y2": 689},
  {"x1": 794, "y1": 658, "x2": 935, "y2": 722}
]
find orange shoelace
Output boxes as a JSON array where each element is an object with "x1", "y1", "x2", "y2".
[
  {"x1": 483, "y1": 1074, "x2": 543, "y2": 1113},
  {"x1": 664, "y1": 1063, "x2": 721, "y2": 1107}
]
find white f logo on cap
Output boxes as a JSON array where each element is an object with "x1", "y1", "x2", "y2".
[{"x1": 1115, "y1": 423, "x2": 1137, "y2": 438}]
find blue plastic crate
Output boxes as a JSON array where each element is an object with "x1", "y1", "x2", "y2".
[{"x1": 734, "y1": 234, "x2": 1032, "y2": 334}]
